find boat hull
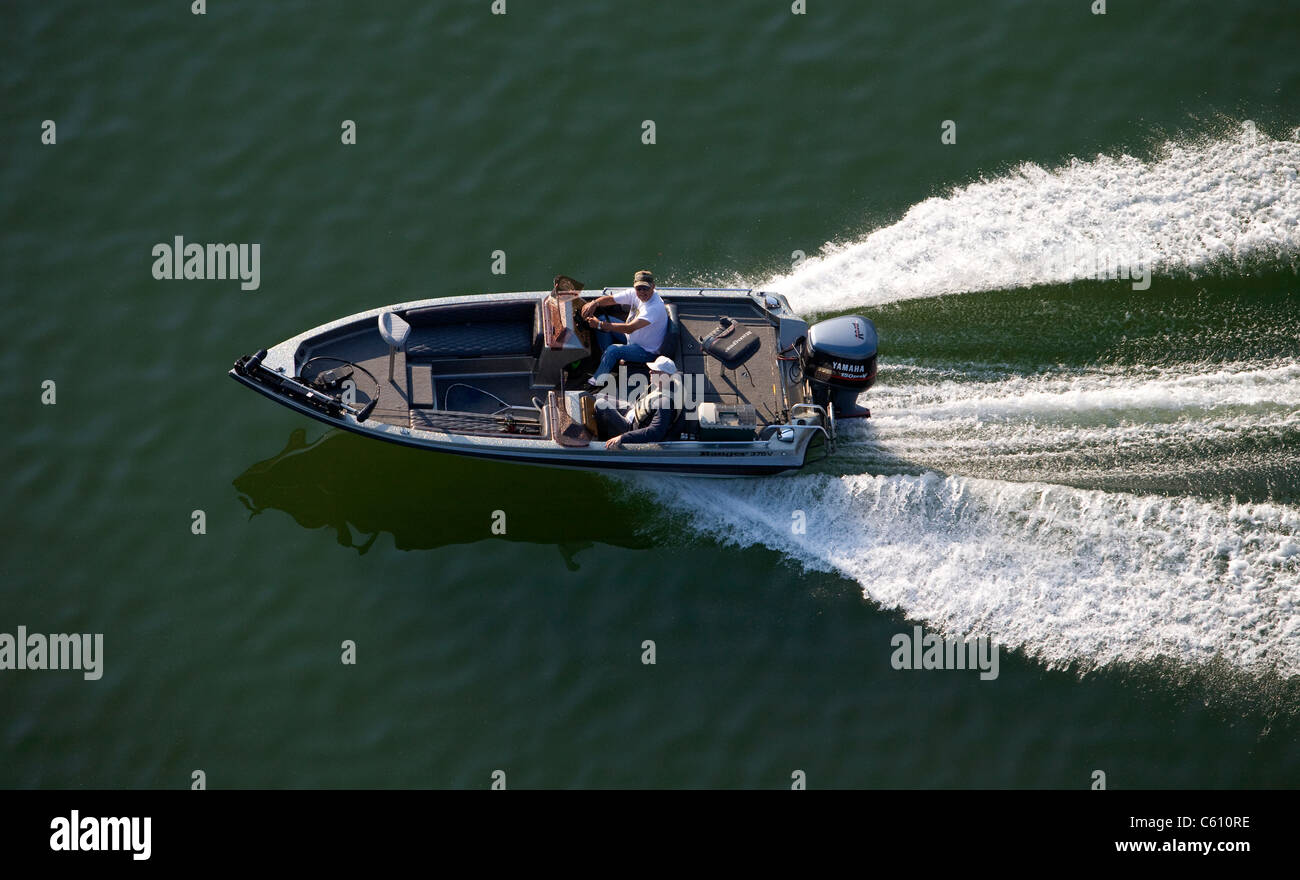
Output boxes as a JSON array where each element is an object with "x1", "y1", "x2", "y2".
[{"x1": 230, "y1": 287, "x2": 834, "y2": 477}]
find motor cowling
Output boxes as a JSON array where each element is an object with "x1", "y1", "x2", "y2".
[{"x1": 803, "y1": 315, "x2": 877, "y2": 418}]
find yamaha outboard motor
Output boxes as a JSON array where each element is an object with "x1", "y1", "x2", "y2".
[{"x1": 803, "y1": 315, "x2": 878, "y2": 418}]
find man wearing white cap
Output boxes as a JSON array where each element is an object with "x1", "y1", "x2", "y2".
[{"x1": 596, "y1": 355, "x2": 685, "y2": 449}]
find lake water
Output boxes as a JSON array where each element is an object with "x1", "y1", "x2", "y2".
[{"x1": 3, "y1": 0, "x2": 1299, "y2": 788}]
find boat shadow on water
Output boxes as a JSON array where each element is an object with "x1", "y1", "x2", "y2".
[{"x1": 232, "y1": 428, "x2": 652, "y2": 568}]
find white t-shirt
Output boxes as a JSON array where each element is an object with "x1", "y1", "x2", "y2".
[{"x1": 612, "y1": 288, "x2": 668, "y2": 353}]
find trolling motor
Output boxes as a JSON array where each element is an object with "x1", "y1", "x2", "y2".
[
  {"x1": 801, "y1": 315, "x2": 877, "y2": 418},
  {"x1": 233, "y1": 350, "x2": 379, "y2": 422}
]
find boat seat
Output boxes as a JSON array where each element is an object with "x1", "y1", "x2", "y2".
[
  {"x1": 564, "y1": 390, "x2": 599, "y2": 436},
  {"x1": 400, "y1": 300, "x2": 536, "y2": 359},
  {"x1": 404, "y1": 323, "x2": 533, "y2": 359},
  {"x1": 404, "y1": 301, "x2": 535, "y2": 325},
  {"x1": 661, "y1": 303, "x2": 682, "y2": 366},
  {"x1": 378, "y1": 312, "x2": 411, "y2": 382},
  {"x1": 614, "y1": 303, "x2": 682, "y2": 369},
  {"x1": 701, "y1": 318, "x2": 760, "y2": 369},
  {"x1": 549, "y1": 390, "x2": 590, "y2": 447}
]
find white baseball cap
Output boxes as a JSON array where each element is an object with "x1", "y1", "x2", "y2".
[{"x1": 648, "y1": 356, "x2": 677, "y2": 374}]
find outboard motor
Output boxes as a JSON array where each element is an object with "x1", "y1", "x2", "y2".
[{"x1": 803, "y1": 315, "x2": 878, "y2": 418}]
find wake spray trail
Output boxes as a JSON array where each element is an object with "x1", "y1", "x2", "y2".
[
  {"x1": 637, "y1": 472, "x2": 1300, "y2": 674},
  {"x1": 765, "y1": 127, "x2": 1300, "y2": 313},
  {"x1": 838, "y1": 359, "x2": 1300, "y2": 491},
  {"x1": 645, "y1": 129, "x2": 1300, "y2": 678}
]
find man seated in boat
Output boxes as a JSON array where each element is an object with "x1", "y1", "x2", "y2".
[
  {"x1": 595, "y1": 356, "x2": 685, "y2": 449},
  {"x1": 581, "y1": 269, "x2": 668, "y2": 387}
]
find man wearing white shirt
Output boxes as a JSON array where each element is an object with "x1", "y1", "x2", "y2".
[{"x1": 581, "y1": 269, "x2": 669, "y2": 386}]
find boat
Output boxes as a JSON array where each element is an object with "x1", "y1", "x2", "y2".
[{"x1": 229, "y1": 280, "x2": 878, "y2": 476}]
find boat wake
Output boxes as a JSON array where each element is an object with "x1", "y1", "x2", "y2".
[
  {"x1": 842, "y1": 359, "x2": 1300, "y2": 494},
  {"x1": 641, "y1": 128, "x2": 1300, "y2": 682},
  {"x1": 763, "y1": 126, "x2": 1300, "y2": 313},
  {"x1": 636, "y1": 468, "x2": 1300, "y2": 676}
]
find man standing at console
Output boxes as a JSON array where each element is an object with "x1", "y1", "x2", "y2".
[{"x1": 581, "y1": 269, "x2": 668, "y2": 386}]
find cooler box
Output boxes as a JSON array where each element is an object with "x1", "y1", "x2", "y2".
[{"x1": 697, "y1": 402, "x2": 758, "y2": 441}]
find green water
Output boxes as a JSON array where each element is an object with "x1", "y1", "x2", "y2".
[{"x1": 3, "y1": 1, "x2": 1299, "y2": 788}]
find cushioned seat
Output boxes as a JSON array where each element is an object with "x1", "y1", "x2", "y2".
[
  {"x1": 403, "y1": 301, "x2": 535, "y2": 326},
  {"x1": 702, "y1": 325, "x2": 760, "y2": 368},
  {"x1": 661, "y1": 303, "x2": 681, "y2": 364},
  {"x1": 400, "y1": 300, "x2": 536, "y2": 360},
  {"x1": 405, "y1": 322, "x2": 533, "y2": 359}
]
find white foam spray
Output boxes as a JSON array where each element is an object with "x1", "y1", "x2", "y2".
[
  {"x1": 650, "y1": 129, "x2": 1300, "y2": 678},
  {"x1": 765, "y1": 127, "x2": 1300, "y2": 313},
  {"x1": 838, "y1": 359, "x2": 1300, "y2": 490},
  {"x1": 637, "y1": 471, "x2": 1300, "y2": 674}
]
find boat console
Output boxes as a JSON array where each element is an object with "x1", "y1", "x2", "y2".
[{"x1": 534, "y1": 293, "x2": 590, "y2": 388}]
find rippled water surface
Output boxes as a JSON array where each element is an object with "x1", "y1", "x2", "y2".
[{"x1": 3, "y1": 1, "x2": 1299, "y2": 787}]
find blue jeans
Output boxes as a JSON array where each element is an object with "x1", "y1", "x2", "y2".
[
  {"x1": 592, "y1": 327, "x2": 625, "y2": 355},
  {"x1": 594, "y1": 341, "x2": 657, "y2": 382}
]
